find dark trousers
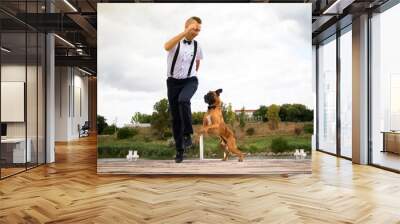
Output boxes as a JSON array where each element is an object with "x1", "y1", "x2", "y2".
[{"x1": 166, "y1": 76, "x2": 198, "y2": 151}]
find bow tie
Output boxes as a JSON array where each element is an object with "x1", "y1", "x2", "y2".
[{"x1": 183, "y1": 39, "x2": 192, "y2": 45}]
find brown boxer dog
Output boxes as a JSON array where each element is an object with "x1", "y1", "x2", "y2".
[{"x1": 200, "y1": 89, "x2": 244, "y2": 162}]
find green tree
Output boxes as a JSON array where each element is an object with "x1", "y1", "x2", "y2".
[
  {"x1": 293, "y1": 104, "x2": 313, "y2": 121},
  {"x1": 131, "y1": 112, "x2": 152, "y2": 124},
  {"x1": 192, "y1": 111, "x2": 206, "y2": 125},
  {"x1": 267, "y1": 104, "x2": 280, "y2": 130},
  {"x1": 279, "y1": 104, "x2": 290, "y2": 122},
  {"x1": 222, "y1": 103, "x2": 236, "y2": 127},
  {"x1": 238, "y1": 106, "x2": 247, "y2": 130},
  {"x1": 289, "y1": 104, "x2": 305, "y2": 122},
  {"x1": 131, "y1": 112, "x2": 141, "y2": 124},
  {"x1": 103, "y1": 124, "x2": 117, "y2": 135},
  {"x1": 304, "y1": 109, "x2": 314, "y2": 122},
  {"x1": 253, "y1": 105, "x2": 268, "y2": 122},
  {"x1": 279, "y1": 104, "x2": 313, "y2": 122},
  {"x1": 151, "y1": 98, "x2": 170, "y2": 139},
  {"x1": 97, "y1": 115, "x2": 108, "y2": 134}
]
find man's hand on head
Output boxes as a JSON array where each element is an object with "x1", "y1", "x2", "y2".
[
  {"x1": 185, "y1": 23, "x2": 197, "y2": 35},
  {"x1": 165, "y1": 17, "x2": 200, "y2": 51}
]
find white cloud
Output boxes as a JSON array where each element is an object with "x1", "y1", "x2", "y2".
[{"x1": 98, "y1": 3, "x2": 312, "y2": 127}]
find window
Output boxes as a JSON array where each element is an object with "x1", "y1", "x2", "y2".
[
  {"x1": 0, "y1": 2, "x2": 47, "y2": 179},
  {"x1": 317, "y1": 35, "x2": 337, "y2": 154},
  {"x1": 371, "y1": 3, "x2": 400, "y2": 171},
  {"x1": 340, "y1": 27, "x2": 352, "y2": 158}
]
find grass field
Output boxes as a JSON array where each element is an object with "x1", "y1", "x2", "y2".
[{"x1": 98, "y1": 122, "x2": 312, "y2": 160}]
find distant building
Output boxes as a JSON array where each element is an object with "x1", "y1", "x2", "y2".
[
  {"x1": 125, "y1": 122, "x2": 151, "y2": 128},
  {"x1": 234, "y1": 109, "x2": 257, "y2": 117},
  {"x1": 234, "y1": 109, "x2": 262, "y2": 122}
]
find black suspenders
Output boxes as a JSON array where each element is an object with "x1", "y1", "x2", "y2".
[
  {"x1": 187, "y1": 40, "x2": 197, "y2": 78},
  {"x1": 170, "y1": 42, "x2": 180, "y2": 77},
  {"x1": 170, "y1": 40, "x2": 198, "y2": 78}
]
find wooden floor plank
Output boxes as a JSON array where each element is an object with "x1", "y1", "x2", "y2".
[{"x1": 0, "y1": 135, "x2": 399, "y2": 223}]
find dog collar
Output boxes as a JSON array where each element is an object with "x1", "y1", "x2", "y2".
[{"x1": 208, "y1": 104, "x2": 222, "y2": 110}]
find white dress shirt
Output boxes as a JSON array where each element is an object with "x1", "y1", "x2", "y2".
[{"x1": 167, "y1": 38, "x2": 203, "y2": 79}]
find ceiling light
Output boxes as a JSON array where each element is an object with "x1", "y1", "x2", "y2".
[
  {"x1": 54, "y1": 34, "x2": 75, "y2": 48},
  {"x1": 63, "y1": 0, "x2": 78, "y2": 12},
  {"x1": 78, "y1": 67, "x2": 92, "y2": 76}
]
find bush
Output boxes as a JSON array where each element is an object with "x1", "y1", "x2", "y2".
[
  {"x1": 289, "y1": 143, "x2": 311, "y2": 152},
  {"x1": 143, "y1": 136, "x2": 152, "y2": 142},
  {"x1": 238, "y1": 144, "x2": 260, "y2": 153},
  {"x1": 164, "y1": 130, "x2": 173, "y2": 138},
  {"x1": 294, "y1": 126, "x2": 303, "y2": 136},
  {"x1": 247, "y1": 145, "x2": 259, "y2": 153},
  {"x1": 98, "y1": 143, "x2": 175, "y2": 159},
  {"x1": 270, "y1": 137, "x2": 289, "y2": 153},
  {"x1": 117, "y1": 127, "x2": 138, "y2": 139},
  {"x1": 246, "y1": 127, "x2": 255, "y2": 136},
  {"x1": 167, "y1": 137, "x2": 175, "y2": 147},
  {"x1": 303, "y1": 123, "x2": 313, "y2": 134},
  {"x1": 103, "y1": 125, "x2": 117, "y2": 135}
]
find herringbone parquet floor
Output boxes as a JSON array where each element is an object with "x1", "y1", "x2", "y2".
[{"x1": 1, "y1": 135, "x2": 400, "y2": 224}]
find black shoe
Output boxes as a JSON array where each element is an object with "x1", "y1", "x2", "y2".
[
  {"x1": 175, "y1": 150, "x2": 184, "y2": 163},
  {"x1": 183, "y1": 134, "x2": 193, "y2": 149}
]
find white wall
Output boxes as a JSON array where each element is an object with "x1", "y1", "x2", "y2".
[
  {"x1": 55, "y1": 67, "x2": 89, "y2": 141},
  {"x1": 1, "y1": 63, "x2": 46, "y2": 164},
  {"x1": 55, "y1": 66, "x2": 68, "y2": 141},
  {"x1": 1, "y1": 65, "x2": 41, "y2": 138}
]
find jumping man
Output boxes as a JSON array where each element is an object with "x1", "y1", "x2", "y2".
[{"x1": 164, "y1": 16, "x2": 204, "y2": 163}]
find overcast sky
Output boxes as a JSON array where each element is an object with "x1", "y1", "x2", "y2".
[{"x1": 98, "y1": 3, "x2": 312, "y2": 127}]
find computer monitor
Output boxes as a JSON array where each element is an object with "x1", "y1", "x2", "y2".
[{"x1": 1, "y1": 123, "x2": 7, "y2": 137}]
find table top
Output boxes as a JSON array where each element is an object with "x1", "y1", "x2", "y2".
[
  {"x1": 381, "y1": 131, "x2": 400, "y2": 134},
  {"x1": 1, "y1": 138, "x2": 30, "y2": 143}
]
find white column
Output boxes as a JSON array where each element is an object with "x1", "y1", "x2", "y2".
[
  {"x1": 54, "y1": 67, "x2": 72, "y2": 141},
  {"x1": 352, "y1": 14, "x2": 369, "y2": 164},
  {"x1": 46, "y1": 33, "x2": 55, "y2": 163},
  {"x1": 46, "y1": 0, "x2": 55, "y2": 163}
]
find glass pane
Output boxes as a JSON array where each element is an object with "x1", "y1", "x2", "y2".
[
  {"x1": 371, "y1": 4, "x2": 400, "y2": 171},
  {"x1": 318, "y1": 36, "x2": 337, "y2": 154},
  {"x1": 340, "y1": 29, "x2": 352, "y2": 158},
  {"x1": 1, "y1": 31, "x2": 27, "y2": 177},
  {"x1": 27, "y1": 31, "x2": 38, "y2": 169},
  {"x1": 38, "y1": 33, "x2": 45, "y2": 165}
]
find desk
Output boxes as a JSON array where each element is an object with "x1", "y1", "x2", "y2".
[
  {"x1": 382, "y1": 131, "x2": 400, "y2": 154},
  {"x1": 1, "y1": 138, "x2": 31, "y2": 163}
]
